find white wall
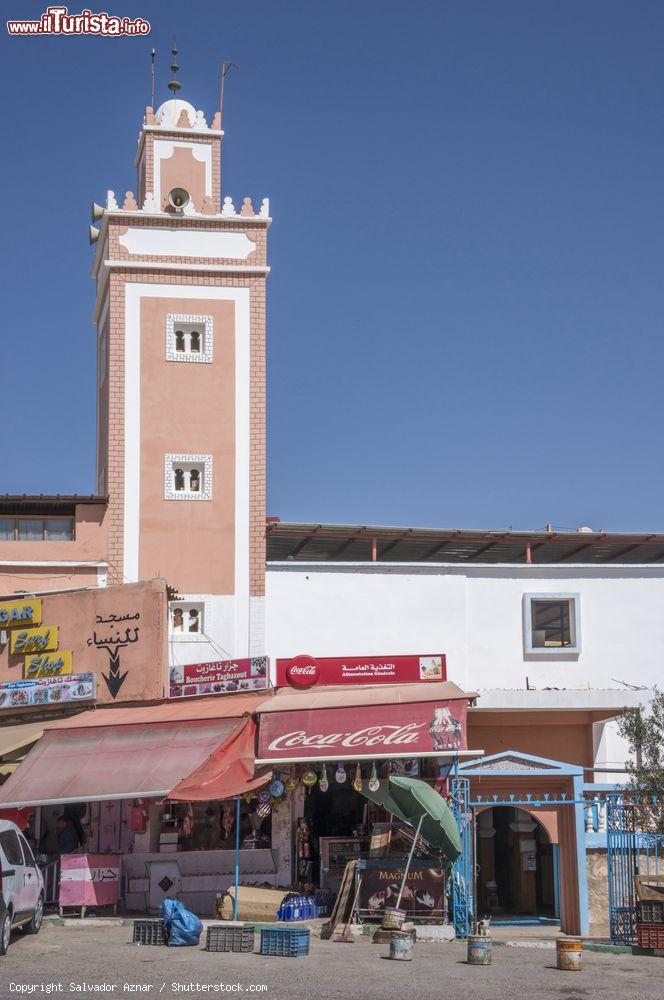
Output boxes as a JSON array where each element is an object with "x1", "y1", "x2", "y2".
[{"x1": 265, "y1": 563, "x2": 664, "y2": 694}]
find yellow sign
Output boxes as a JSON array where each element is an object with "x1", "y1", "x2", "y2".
[
  {"x1": 10, "y1": 625, "x2": 59, "y2": 655},
  {"x1": 24, "y1": 651, "x2": 73, "y2": 679},
  {"x1": 0, "y1": 599, "x2": 42, "y2": 628}
]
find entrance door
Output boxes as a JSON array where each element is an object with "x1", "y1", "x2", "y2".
[
  {"x1": 477, "y1": 807, "x2": 555, "y2": 920},
  {"x1": 148, "y1": 861, "x2": 181, "y2": 912}
]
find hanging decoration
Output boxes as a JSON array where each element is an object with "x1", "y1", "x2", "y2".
[
  {"x1": 256, "y1": 801, "x2": 271, "y2": 819},
  {"x1": 319, "y1": 765, "x2": 329, "y2": 793},
  {"x1": 335, "y1": 761, "x2": 347, "y2": 784},
  {"x1": 285, "y1": 767, "x2": 299, "y2": 792},
  {"x1": 258, "y1": 789, "x2": 271, "y2": 804},
  {"x1": 269, "y1": 778, "x2": 285, "y2": 799},
  {"x1": 302, "y1": 769, "x2": 318, "y2": 787},
  {"x1": 368, "y1": 762, "x2": 380, "y2": 792},
  {"x1": 353, "y1": 763, "x2": 363, "y2": 792}
]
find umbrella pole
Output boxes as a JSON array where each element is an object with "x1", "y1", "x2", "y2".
[
  {"x1": 395, "y1": 814, "x2": 424, "y2": 909},
  {"x1": 233, "y1": 795, "x2": 240, "y2": 920}
]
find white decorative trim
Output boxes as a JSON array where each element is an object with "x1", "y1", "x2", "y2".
[
  {"x1": 164, "y1": 453, "x2": 213, "y2": 501},
  {"x1": 104, "y1": 260, "x2": 269, "y2": 275},
  {"x1": 0, "y1": 560, "x2": 108, "y2": 568},
  {"x1": 123, "y1": 284, "x2": 250, "y2": 646},
  {"x1": 117, "y1": 227, "x2": 256, "y2": 260},
  {"x1": 165, "y1": 314, "x2": 213, "y2": 364}
]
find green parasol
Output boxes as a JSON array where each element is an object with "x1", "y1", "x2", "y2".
[{"x1": 362, "y1": 776, "x2": 461, "y2": 860}]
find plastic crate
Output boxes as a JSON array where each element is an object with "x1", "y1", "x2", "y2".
[
  {"x1": 637, "y1": 901, "x2": 664, "y2": 924},
  {"x1": 636, "y1": 923, "x2": 664, "y2": 949},
  {"x1": 206, "y1": 924, "x2": 255, "y2": 953},
  {"x1": 133, "y1": 920, "x2": 167, "y2": 946},
  {"x1": 260, "y1": 927, "x2": 310, "y2": 958}
]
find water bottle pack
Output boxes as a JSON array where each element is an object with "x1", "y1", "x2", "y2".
[{"x1": 277, "y1": 892, "x2": 331, "y2": 921}]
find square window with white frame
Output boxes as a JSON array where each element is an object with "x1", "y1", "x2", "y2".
[
  {"x1": 523, "y1": 593, "x2": 581, "y2": 655},
  {"x1": 169, "y1": 600, "x2": 206, "y2": 641},
  {"x1": 166, "y1": 314, "x2": 213, "y2": 364},
  {"x1": 164, "y1": 454, "x2": 213, "y2": 501}
]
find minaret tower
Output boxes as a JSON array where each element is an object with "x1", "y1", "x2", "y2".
[{"x1": 91, "y1": 51, "x2": 269, "y2": 660}]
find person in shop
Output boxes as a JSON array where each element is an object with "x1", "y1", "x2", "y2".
[{"x1": 56, "y1": 816, "x2": 80, "y2": 855}]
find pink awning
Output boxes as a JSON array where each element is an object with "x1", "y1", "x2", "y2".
[
  {"x1": 168, "y1": 717, "x2": 269, "y2": 802},
  {"x1": 0, "y1": 718, "x2": 242, "y2": 808}
]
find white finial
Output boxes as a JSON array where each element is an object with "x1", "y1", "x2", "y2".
[
  {"x1": 182, "y1": 200, "x2": 197, "y2": 217},
  {"x1": 259, "y1": 197, "x2": 270, "y2": 219},
  {"x1": 221, "y1": 196, "x2": 236, "y2": 217},
  {"x1": 194, "y1": 109, "x2": 208, "y2": 129},
  {"x1": 142, "y1": 192, "x2": 157, "y2": 213},
  {"x1": 106, "y1": 190, "x2": 119, "y2": 210}
]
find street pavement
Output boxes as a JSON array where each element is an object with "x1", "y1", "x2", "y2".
[{"x1": 0, "y1": 923, "x2": 662, "y2": 1000}]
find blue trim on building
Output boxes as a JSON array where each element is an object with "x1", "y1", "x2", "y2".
[{"x1": 573, "y1": 773, "x2": 590, "y2": 936}]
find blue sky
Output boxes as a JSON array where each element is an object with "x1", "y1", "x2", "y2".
[{"x1": 2, "y1": 1, "x2": 663, "y2": 531}]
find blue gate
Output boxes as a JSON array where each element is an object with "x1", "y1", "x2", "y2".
[
  {"x1": 607, "y1": 795, "x2": 664, "y2": 945},
  {"x1": 450, "y1": 776, "x2": 474, "y2": 937}
]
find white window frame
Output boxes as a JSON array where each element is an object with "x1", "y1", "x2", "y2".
[
  {"x1": 164, "y1": 454, "x2": 213, "y2": 501},
  {"x1": 166, "y1": 313, "x2": 213, "y2": 364},
  {"x1": 168, "y1": 599, "x2": 208, "y2": 642},
  {"x1": 523, "y1": 593, "x2": 581, "y2": 655}
]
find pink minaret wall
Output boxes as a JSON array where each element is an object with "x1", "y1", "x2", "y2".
[{"x1": 92, "y1": 93, "x2": 269, "y2": 656}]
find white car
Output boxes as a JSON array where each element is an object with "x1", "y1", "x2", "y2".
[{"x1": 0, "y1": 819, "x2": 44, "y2": 954}]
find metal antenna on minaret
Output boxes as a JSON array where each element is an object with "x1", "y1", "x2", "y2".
[
  {"x1": 150, "y1": 47, "x2": 156, "y2": 107},
  {"x1": 218, "y1": 60, "x2": 238, "y2": 127},
  {"x1": 168, "y1": 36, "x2": 181, "y2": 96}
]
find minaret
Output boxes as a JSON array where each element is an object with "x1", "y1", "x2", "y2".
[{"x1": 91, "y1": 52, "x2": 270, "y2": 660}]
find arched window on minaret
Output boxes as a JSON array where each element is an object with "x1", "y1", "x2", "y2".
[
  {"x1": 172, "y1": 607, "x2": 184, "y2": 632},
  {"x1": 175, "y1": 331, "x2": 186, "y2": 352},
  {"x1": 190, "y1": 331, "x2": 201, "y2": 353},
  {"x1": 174, "y1": 468, "x2": 185, "y2": 491},
  {"x1": 189, "y1": 469, "x2": 200, "y2": 492},
  {"x1": 188, "y1": 608, "x2": 200, "y2": 633}
]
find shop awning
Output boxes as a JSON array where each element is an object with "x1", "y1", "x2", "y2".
[
  {"x1": 168, "y1": 717, "x2": 269, "y2": 802},
  {"x1": 362, "y1": 776, "x2": 461, "y2": 860},
  {"x1": 0, "y1": 721, "x2": 46, "y2": 759},
  {"x1": 0, "y1": 716, "x2": 259, "y2": 808}
]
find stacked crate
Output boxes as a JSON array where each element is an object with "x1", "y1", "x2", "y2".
[{"x1": 635, "y1": 876, "x2": 664, "y2": 949}]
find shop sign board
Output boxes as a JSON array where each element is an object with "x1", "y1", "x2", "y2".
[
  {"x1": 0, "y1": 672, "x2": 96, "y2": 710},
  {"x1": 10, "y1": 625, "x2": 59, "y2": 655},
  {"x1": 170, "y1": 656, "x2": 269, "y2": 698},
  {"x1": 0, "y1": 599, "x2": 42, "y2": 628},
  {"x1": 59, "y1": 853, "x2": 121, "y2": 907},
  {"x1": 276, "y1": 653, "x2": 446, "y2": 689},
  {"x1": 23, "y1": 650, "x2": 73, "y2": 679},
  {"x1": 257, "y1": 698, "x2": 467, "y2": 761},
  {"x1": 358, "y1": 861, "x2": 446, "y2": 919}
]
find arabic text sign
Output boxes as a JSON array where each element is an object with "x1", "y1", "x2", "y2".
[
  {"x1": 10, "y1": 625, "x2": 59, "y2": 655},
  {"x1": 23, "y1": 650, "x2": 73, "y2": 679},
  {"x1": 275, "y1": 653, "x2": 447, "y2": 688},
  {"x1": 257, "y1": 698, "x2": 468, "y2": 761},
  {"x1": 0, "y1": 599, "x2": 41, "y2": 628},
  {"x1": 59, "y1": 853, "x2": 121, "y2": 907},
  {"x1": 170, "y1": 656, "x2": 269, "y2": 698},
  {"x1": 0, "y1": 672, "x2": 96, "y2": 710}
]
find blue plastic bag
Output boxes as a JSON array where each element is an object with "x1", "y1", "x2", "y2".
[{"x1": 161, "y1": 898, "x2": 203, "y2": 947}]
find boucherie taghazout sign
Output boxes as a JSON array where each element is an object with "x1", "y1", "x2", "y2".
[
  {"x1": 275, "y1": 653, "x2": 446, "y2": 689},
  {"x1": 170, "y1": 657, "x2": 269, "y2": 698},
  {"x1": 257, "y1": 699, "x2": 467, "y2": 762}
]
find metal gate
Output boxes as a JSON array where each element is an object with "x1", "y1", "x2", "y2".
[
  {"x1": 607, "y1": 795, "x2": 664, "y2": 945},
  {"x1": 450, "y1": 776, "x2": 475, "y2": 937}
]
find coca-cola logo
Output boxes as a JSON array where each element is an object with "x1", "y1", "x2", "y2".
[
  {"x1": 267, "y1": 722, "x2": 425, "y2": 752},
  {"x1": 285, "y1": 655, "x2": 320, "y2": 689}
]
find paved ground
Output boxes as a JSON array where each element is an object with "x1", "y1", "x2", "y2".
[{"x1": 0, "y1": 924, "x2": 662, "y2": 1000}]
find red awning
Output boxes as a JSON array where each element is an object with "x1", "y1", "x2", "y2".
[
  {"x1": 168, "y1": 716, "x2": 269, "y2": 801},
  {"x1": 0, "y1": 717, "x2": 253, "y2": 809}
]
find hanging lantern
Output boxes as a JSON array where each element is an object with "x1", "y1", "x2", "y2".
[
  {"x1": 302, "y1": 769, "x2": 318, "y2": 786},
  {"x1": 319, "y1": 765, "x2": 329, "y2": 792},
  {"x1": 368, "y1": 762, "x2": 379, "y2": 792},
  {"x1": 258, "y1": 789, "x2": 271, "y2": 804},
  {"x1": 270, "y1": 779, "x2": 285, "y2": 799},
  {"x1": 285, "y1": 767, "x2": 299, "y2": 792},
  {"x1": 256, "y1": 801, "x2": 271, "y2": 819},
  {"x1": 353, "y1": 763, "x2": 363, "y2": 792},
  {"x1": 335, "y1": 761, "x2": 347, "y2": 783}
]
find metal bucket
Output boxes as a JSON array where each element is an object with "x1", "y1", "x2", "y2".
[
  {"x1": 467, "y1": 934, "x2": 492, "y2": 965},
  {"x1": 382, "y1": 907, "x2": 406, "y2": 930},
  {"x1": 389, "y1": 930, "x2": 413, "y2": 961},
  {"x1": 556, "y1": 937, "x2": 583, "y2": 971}
]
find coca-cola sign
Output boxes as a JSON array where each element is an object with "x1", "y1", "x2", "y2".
[
  {"x1": 284, "y1": 656, "x2": 320, "y2": 689},
  {"x1": 276, "y1": 653, "x2": 447, "y2": 688},
  {"x1": 257, "y1": 699, "x2": 467, "y2": 761}
]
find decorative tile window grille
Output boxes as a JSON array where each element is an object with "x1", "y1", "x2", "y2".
[
  {"x1": 164, "y1": 454, "x2": 213, "y2": 501},
  {"x1": 165, "y1": 314, "x2": 213, "y2": 363}
]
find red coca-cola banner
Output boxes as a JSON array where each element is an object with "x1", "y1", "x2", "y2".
[
  {"x1": 275, "y1": 653, "x2": 447, "y2": 689},
  {"x1": 257, "y1": 699, "x2": 467, "y2": 761}
]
